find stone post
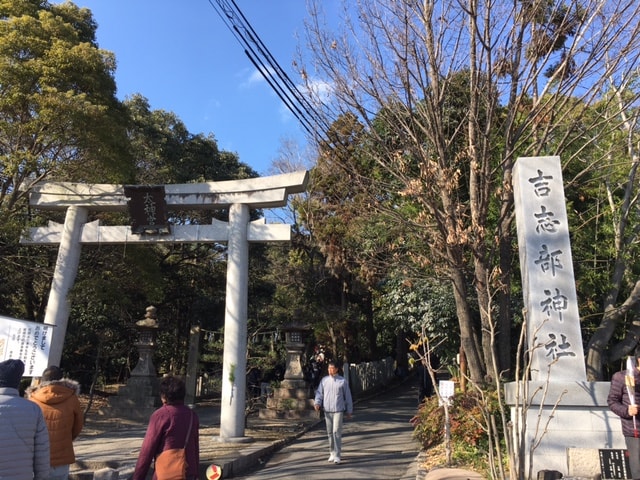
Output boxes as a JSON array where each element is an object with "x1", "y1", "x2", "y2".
[
  {"x1": 44, "y1": 206, "x2": 88, "y2": 367},
  {"x1": 509, "y1": 156, "x2": 623, "y2": 478},
  {"x1": 185, "y1": 324, "x2": 200, "y2": 406},
  {"x1": 513, "y1": 156, "x2": 585, "y2": 380},
  {"x1": 219, "y1": 203, "x2": 250, "y2": 440}
]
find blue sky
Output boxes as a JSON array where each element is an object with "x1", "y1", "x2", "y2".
[{"x1": 71, "y1": 0, "x2": 331, "y2": 176}]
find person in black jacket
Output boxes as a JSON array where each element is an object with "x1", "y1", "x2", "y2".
[{"x1": 608, "y1": 355, "x2": 640, "y2": 479}]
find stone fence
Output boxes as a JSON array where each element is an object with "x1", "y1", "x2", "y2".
[
  {"x1": 196, "y1": 356, "x2": 399, "y2": 402},
  {"x1": 346, "y1": 357, "x2": 397, "y2": 397}
]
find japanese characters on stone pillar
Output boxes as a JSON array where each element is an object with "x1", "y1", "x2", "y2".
[{"x1": 513, "y1": 156, "x2": 586, "y2": 381}]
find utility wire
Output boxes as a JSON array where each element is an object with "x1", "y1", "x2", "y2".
[
  {"x1": 225, "y1": 0, "x2": 328, "y2": 131},
  {"x1": 207, "y1": 0, "x2": 329, "y2": 140},
  {"x1": 209, "y1": 0, "x2": 322, "y2": 135}
]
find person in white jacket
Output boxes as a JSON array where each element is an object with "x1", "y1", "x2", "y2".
[
  {"x1": 0, "y1": 359, "x2": 50, "y2": 480},
  {"x1": 314, "y1": 361, "x2": 353, "y2": 465}
]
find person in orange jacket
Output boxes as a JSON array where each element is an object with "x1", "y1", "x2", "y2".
[{"x1": 27, "y1": 366, "x2": 84, "y2": 480}]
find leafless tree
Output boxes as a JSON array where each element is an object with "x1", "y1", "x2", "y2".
[{"x1": 299, "y1": 0, "x2": 640, "y2": 382}]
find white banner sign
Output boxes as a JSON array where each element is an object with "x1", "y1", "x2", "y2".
[
  {"x1": 439, "y1": 380, "x2": 455, "y2": 399},
  {"x1": 438, "y1": 380, "x2": 455, "y2": 406},
  {"x1": 0, "y1": 315, "x2": 52, "y2": 377}
]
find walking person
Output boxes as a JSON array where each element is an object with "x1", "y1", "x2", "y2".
[
  {"x1": 608, "y1": 354, "x2": 640, "y2": 479},
  {"x1": 0, "y1": 358, "x2": 51, "y2": 479},
  {"x1": 314, "y1": 360, "x2": 353, "y2": 464},
  {"x1": 27, "y1": 365, "x2": 84, "y2": 480},
  {"x1": 133, "y1": 375, "x2": 200, "y2": 480}
]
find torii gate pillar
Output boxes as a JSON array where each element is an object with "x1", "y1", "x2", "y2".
[
  {"x1": 221, "y1": 203, "x2": 250, "y2": 439},
  {"x1": 46, "y1": 205, "x2": 88, "y2": 367}
]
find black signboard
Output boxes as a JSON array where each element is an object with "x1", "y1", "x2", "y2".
[
  {"x1": 600, "y1": 449, "x2": 631, "y2": 479},
  {"x1": 123, "y1": 185, "x2": 170, "y2": 235}
]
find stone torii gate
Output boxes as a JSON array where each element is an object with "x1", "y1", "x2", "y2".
[{"x1": 21, "y1": 171, "x2": 309, "y2": 440}]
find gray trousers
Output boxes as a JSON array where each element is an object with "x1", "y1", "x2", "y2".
[
  {"x1": 625, "y1": 436, "x2": 640, "y2": 479},
  {"x1": 324, "y1": 411, "x2": 344, "y2": 456}
]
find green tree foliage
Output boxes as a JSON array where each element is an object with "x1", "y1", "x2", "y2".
[
  {"x1": 0, "y1": 0, "x2": 263, "y2": 381},
  {"x1": 125, "y1": 94, "x2": 256, "y2": 186},
  {"x1": 301, "y1": 112, "x2": 414, "y2": 363},
  {"x1": 257, "y1": 236, "x2": 360, "y2": 364},
  {"x1": 374, "y1": 276, "x2": 460, "y2": 363},
  {"x1": 0, "y1": 0, "x2": 133, "y2": 323},
  {"x1": 0, "y1": 0, "x2": 133, "y2": 213},
  {"x1": 569, "y1": 85, "x2": 640, "y2": 379}
]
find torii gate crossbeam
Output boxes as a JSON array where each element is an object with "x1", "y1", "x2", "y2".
[{"x1": 21, "y1": 171, "x2": 309, "y2": 441}]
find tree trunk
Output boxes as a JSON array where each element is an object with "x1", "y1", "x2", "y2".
[
  {"x1": 363, "y1": 290, "x2": 377, "y2": 358},
  {"x1": 497, "y1": 187, "x2": 515, "y2": 378},
  {"x1": 450, "y1": 266, "x2": 485, "y2": 382}
]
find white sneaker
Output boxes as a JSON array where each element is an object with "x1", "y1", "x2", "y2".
[
  {"x1": 334, "y1": 456, "x2": 341, "y2": 464},
  {"x1": 327, "y1": 453, "x2": 335, "y2": 462}
]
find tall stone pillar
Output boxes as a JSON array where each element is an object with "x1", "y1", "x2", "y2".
[
  {"x1": 185, "y1": 325, "x2": 200, "y2": 406},
  {"x1": 513, "y1": 156, "x2": 585, "y2": 380},
  {"x1": 509, "y1": 156, "x2": 622, "y2": 478},
  {"x1": 219, "y1": 203, "x2": 250, "y2": 440},
  {"x1": 44, "y1": 206, "x2": 88, "y2": 367}
]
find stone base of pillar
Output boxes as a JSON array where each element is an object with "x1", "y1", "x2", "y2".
[
  {"x1": 505, "y1": 381, "x2": 625, "y2": 478},
  {"x1": 214, "y1": 436, "x2": 254, "y2": 444},
  {"x1": 100, "y1": 375, "x2": 161, "y2": 421}
]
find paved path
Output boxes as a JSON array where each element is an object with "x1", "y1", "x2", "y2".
[
  {"x1": 233, "y1": 377, "x2": 421, "y2": 479},
  {"x1": 70, "y1": 376, "x2": 483, "y2": 479}
]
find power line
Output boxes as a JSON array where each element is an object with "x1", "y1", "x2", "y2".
[{"x1": 207, "y1": 0, "x2": 329, "y2": 139}]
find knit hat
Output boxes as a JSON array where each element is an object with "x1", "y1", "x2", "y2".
[
  {"x1": 0, "y1": 359, "x2": 25, "y2": 388},
  {"x1": 42, "y1": 365, "x2": 63, "y2": 382}
]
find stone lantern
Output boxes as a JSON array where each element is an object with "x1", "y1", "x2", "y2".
[
  {"x1": 260, "y1": 322, "x2": 318, "y2": 419},
  {"x1": 281, "y1": 322, "x2": 310, "y2": 388},
  {"x1": 102, "y1": 306, "x2": 162, "y2": 420},
  {"x1": 131, "y1": 305, "x2": 159, "y2": 376}
]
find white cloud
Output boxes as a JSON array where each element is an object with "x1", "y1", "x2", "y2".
[
  {"x1": 304, "y1": 78, "x2": 333, "y2": 103},
  {"x1": 240, "y1": 66, "x2": 275, "y2": 89}
]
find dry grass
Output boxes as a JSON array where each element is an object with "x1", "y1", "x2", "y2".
[
  {"x1": 420, "y1": 443, "x2": 450, "y2": 470},
  {"x1": 418, "y1": 442, "x2": 487, "y2": 476}
]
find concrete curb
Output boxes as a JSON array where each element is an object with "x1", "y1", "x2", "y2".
[{"x1": 202, "y1": 419, "x2": 323, "y2": 479}]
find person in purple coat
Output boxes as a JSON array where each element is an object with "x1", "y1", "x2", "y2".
[
  {"x1": 608, "y1": 355, "x2": 640, "y2": 479},
  {"x1": 133, "y1": 375, "x2": 200, "y2": 480}
]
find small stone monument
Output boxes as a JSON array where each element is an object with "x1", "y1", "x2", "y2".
[
  {"x1": 260, "y1": 323, "x2": 318, "y2": 419},
  {"x1": 103, "y1": 306, "x2": 162, "y2": 420}
]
